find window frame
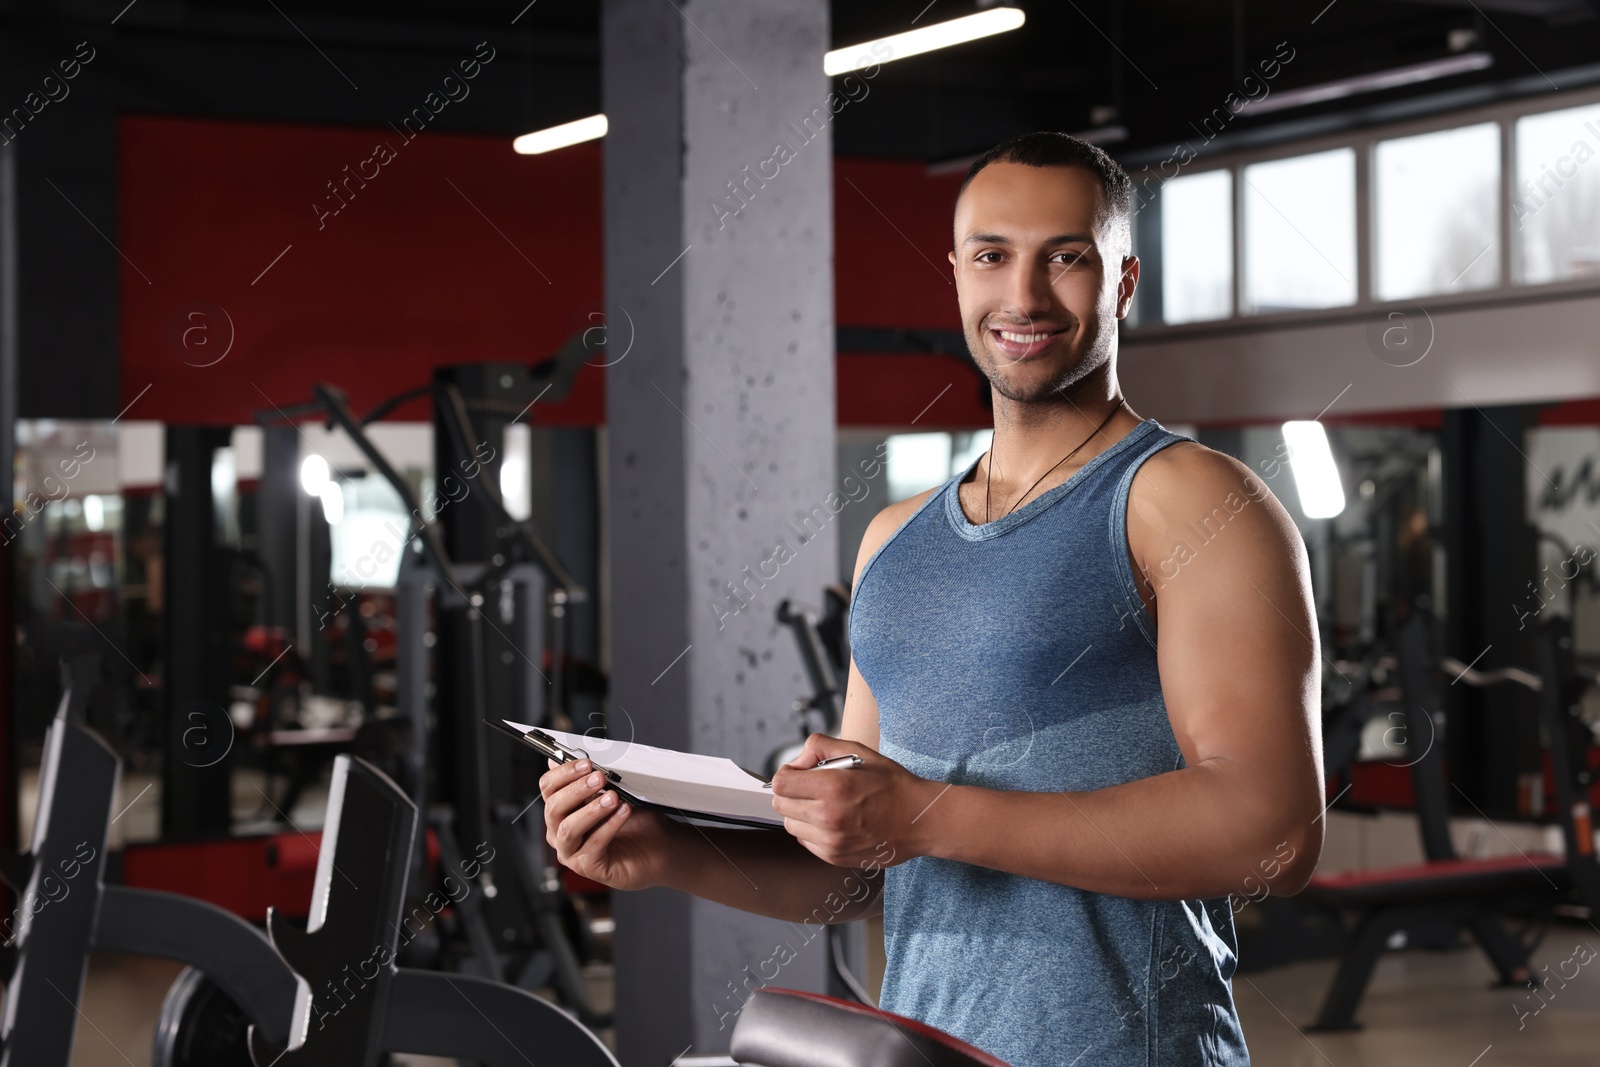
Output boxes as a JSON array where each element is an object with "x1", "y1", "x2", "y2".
[{"x1": 1123, "y1": 84, "x2": 1600, "y2": 339}]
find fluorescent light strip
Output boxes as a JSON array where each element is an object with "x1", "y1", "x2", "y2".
[
  {"x1": 823, "y1": 7, "x2": 1026, "y2": 77},
  {"x1": 1240, "y1": 51, "x2": 1493, "y2": 117},
  {"x1": 1282, "y1": 421, "x2": 1345, "y2": 520},
  {"x1": 513, "y1": 114, "x2": 608, "y2": 155},
  {"x1": 515, "y1": 8, "x2": 1027, "y2": 154}
]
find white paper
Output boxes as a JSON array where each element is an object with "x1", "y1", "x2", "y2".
[{"x1": 504, "y1": 721, "x2": 781, "y2": 826}]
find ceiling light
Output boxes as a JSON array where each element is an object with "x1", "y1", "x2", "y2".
[
  {"x1": 824, "y1": 7, "x2": 1027, "y2": 77},
  {"x1": 1282, "y1": 421, "x2": 1345, "y2": 519},
  {"x1": 514, "y1": 114, "x2": 608, "y2": 155},
  {"x1": 1240, "y1": 52, "x2": 1493, "y2": 117}
]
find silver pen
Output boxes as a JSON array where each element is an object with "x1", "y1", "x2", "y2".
[{"x1": 761, "y1": 751, "x2": 864, "y2": 789}]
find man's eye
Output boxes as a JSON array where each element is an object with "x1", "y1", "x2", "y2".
[
  {"x1": 1055, "y1": 250, "x2": 1089, "y2": 266},
  {"x1": 976, "y1": 251, "x2": 1001, "y2": 263}
]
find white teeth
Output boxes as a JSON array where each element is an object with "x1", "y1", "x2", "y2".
[{"x1": 998, "y1": 330, "x2": 1052, "y2": 343}]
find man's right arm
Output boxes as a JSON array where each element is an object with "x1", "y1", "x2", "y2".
[{"x1": 540, "y1": 490, "x2": 930, "y2": 924}]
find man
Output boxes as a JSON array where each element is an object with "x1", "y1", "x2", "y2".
[{"x1": 541, "y1": 131, "x2": 1323, "y2": 1066}]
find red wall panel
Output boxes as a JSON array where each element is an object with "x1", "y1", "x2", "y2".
[
  {"x1": 118, "y1": 115, "x2": 979, "y2": 429},
  {"x1": 119, "y1": 114, "x2": 607, "y2": 426},
  {"x1": 831, "y1": 156, "x2": 963, "y2": 331}
]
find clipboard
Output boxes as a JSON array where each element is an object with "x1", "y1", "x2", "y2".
[{"x1": 485, "y1": 719, "x2": 783, "y2": 830}]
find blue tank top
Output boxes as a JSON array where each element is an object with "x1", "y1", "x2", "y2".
[{"x1": 851, "y1": 418, "x2": 1250, "y2": 1067}]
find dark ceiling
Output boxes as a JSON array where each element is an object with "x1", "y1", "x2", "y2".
[{"x1": 7, "y1": 0, "x2": 1600, "y2": 166}]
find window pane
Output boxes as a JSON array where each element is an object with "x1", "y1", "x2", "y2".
[
  {"x1": 885, "y1": 433, "x2": 952, "y2": 502},
  {"x1": 1515, "y1": 102, "x2": 1600, "y2": 285},
  {"x1": 1375, "y1": 123, "x2": 1500, "y2": 300},
  {"x1": 1161, "y1": 170, "x2": 1233, "y2": 323},
  {"x1": 1242, "y1": 148, "x2": 1357, "y2": 313}
]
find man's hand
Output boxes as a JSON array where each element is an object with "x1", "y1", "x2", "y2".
[
  {"x1": 540, "y1": 758, "x2": 679, "y2": 891},
  {"x1": 769, "y1": 733, "x2": 934, "y2": 868}
]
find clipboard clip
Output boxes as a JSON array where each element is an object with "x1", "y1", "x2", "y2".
[{"x1": 484, "y1": 720, "x2": 622, "y2": 785}]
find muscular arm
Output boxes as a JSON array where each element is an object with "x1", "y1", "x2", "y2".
[
  {"x1": 773, "y1": 448, "x2": 1325, "y2": 902},
  {"x1": 545, "y1": 493, "x2": 924, "y2": 922}
]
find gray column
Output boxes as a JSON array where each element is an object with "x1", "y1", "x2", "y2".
[{"x1": 603, "y1": 0, "x2": 837, "y2": 1061}]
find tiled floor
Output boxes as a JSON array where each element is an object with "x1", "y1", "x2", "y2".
[
  {"x1": 57, "y1": 924, "x2": 1600, "y2": 1065},
  {"x1": 1235, "y1": 932, "x2": 1600, "y2": 1066}
]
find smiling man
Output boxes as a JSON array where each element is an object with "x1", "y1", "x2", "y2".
[{"x1": 540, "y1": 131, "x2": 1323, "y2": 1067}]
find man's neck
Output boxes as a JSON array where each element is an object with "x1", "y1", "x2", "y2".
[{"x1": 984, "y1": 367, "x2": 1133, "y2": 485}]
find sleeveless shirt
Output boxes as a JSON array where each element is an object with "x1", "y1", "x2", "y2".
[{"x1": 850, "y1": 418, "x2": 1250, "y2": 1067}]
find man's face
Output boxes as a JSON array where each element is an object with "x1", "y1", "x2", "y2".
[{"x1": 948, "y1": 162, "x2": 1138, "y2": 404}]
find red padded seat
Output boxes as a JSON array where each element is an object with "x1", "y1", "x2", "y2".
[
  {"x1": 1302, "y1": 853, "x2": 1567, "y2": 909},
  {"x1": 730, "y1": 988, "x2": 1013, "y2": 1067}
]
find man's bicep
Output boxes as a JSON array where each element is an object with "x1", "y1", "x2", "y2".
[{"x1": 1137, "y1": 456, "x2": 1323, "y2": 817}]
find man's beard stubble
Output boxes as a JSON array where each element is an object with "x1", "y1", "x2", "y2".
[{"x1": 964, "y1": 314, "x2": 1116, "y2": 406}]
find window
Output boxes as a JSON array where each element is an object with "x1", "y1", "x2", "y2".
[
  {"x1": 1160, "y1": 170, "x2": 1234, "y2": 323},
  {"x1": 1241, "y1": 148, "x2": 1357, "y2": 313},
  {"x1": 330, "y1": 473, "x2": 414, "y2": 588},
  {"x1": 884, "y1": 430, "x2": 992, "y2": 502},
  {"x1": 1514, "y1": 102, "x2": 1600, "y2": 285},
  {"x1": 1375, "y1": 123, "x2": 1500, "y2": 300}
]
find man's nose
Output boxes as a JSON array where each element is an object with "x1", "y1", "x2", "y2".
[{"x1": 1002, "y1": 261, "x2": 1057, "y2": 318}]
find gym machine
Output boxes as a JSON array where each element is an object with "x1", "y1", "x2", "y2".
[
  {"x1": 5, "y1": 707, "x2": 1010, "y2": 1067},
  {"x1": 764, "y1": 586, "x2": 851, "y2": 779},
  {"x1": 260, "y1": 369, "x2": 611, "y2": 1024},
  {"x1": 761, "y1": 588, "x2": 878, "y2": 1009},
  {"x1": 1295, "y1": 611, "x2": 1600, "y2": 1029},
  {"x1": 0, "y1": 715, "x2": 297, "y2": 1065},
  {"x1": 0, "y1": 711, "x2": 621, "y2": 1066}
]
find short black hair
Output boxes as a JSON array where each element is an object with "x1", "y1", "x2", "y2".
[{"x1": 957, "y1": 131, "x2": 1132, "y2": 245}]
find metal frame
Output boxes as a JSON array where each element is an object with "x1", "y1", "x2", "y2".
[
  {"x1": 0, "y1": 717, "x2": 298, "y2": 1063},
  {"x1": 0, "y1": 713, "x2": 619, "y2": 1067},
  {"x1": 259, "y1": 375, "x2": 609, "y2": 1026}
]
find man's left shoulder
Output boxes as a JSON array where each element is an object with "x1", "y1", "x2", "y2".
[{"x1": 1126, "y1": 438, "x2": 1301, "y2": 553}]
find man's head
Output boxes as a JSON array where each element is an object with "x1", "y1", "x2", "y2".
[{"x1": 949, "y1": 132, "x2": 1138, "y2": 406}]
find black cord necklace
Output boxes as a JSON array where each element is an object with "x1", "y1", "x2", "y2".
[{"x1": 983, "y1": 398, "x2": 1127, "y2": 524}]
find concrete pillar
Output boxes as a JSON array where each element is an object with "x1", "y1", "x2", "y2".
[{"x1": 602, "y1": 0, "x2": 837, "y2": 1061}]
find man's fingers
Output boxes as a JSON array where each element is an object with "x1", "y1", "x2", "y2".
[
  {"x1": 771, "y1": 760, "x2": 855, "y2": 801},
  {"x1": 770, "y1": 768, "x2": 814, "y2": 799},
  {"x1": 543, "y1": 771, "x2": 607, "y2": 850},
  {"x1": 785, "y1": 732, "x2": 837, "y2": 768},
  {"x1": 782, "y1": 815, "x2": 831, "y2": 852},
  {"x1": 543, "y1": 769, "x2": 603, "y2": 821},
  {"x1": 555, "y1": 789, "x2": 624, "y2": 855},
  {"x1": 572, "y1": 799, "x2": 631, "y2": 868},
  {"x1": 787, "y1": 733, "x2": 870, "y2": 769},
  {"x1": 769, "y1": 793, "x2": 826, "y2": 822},
  {"x1": 539, "y1": 758, "x2": 593, "y2": 800}
]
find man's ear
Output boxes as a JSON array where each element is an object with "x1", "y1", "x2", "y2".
[{"x1": 1116, "y1": 255, "x2": 1141, "y2": 320}]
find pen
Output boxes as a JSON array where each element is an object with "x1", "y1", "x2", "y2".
[{"x1": 760, "y1": 751, "x2": 865, "y2": 788}]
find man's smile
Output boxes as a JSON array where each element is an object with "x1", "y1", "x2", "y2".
[{"x1": 987, "y1": 323, "x2": 1067, "y2": 360}]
